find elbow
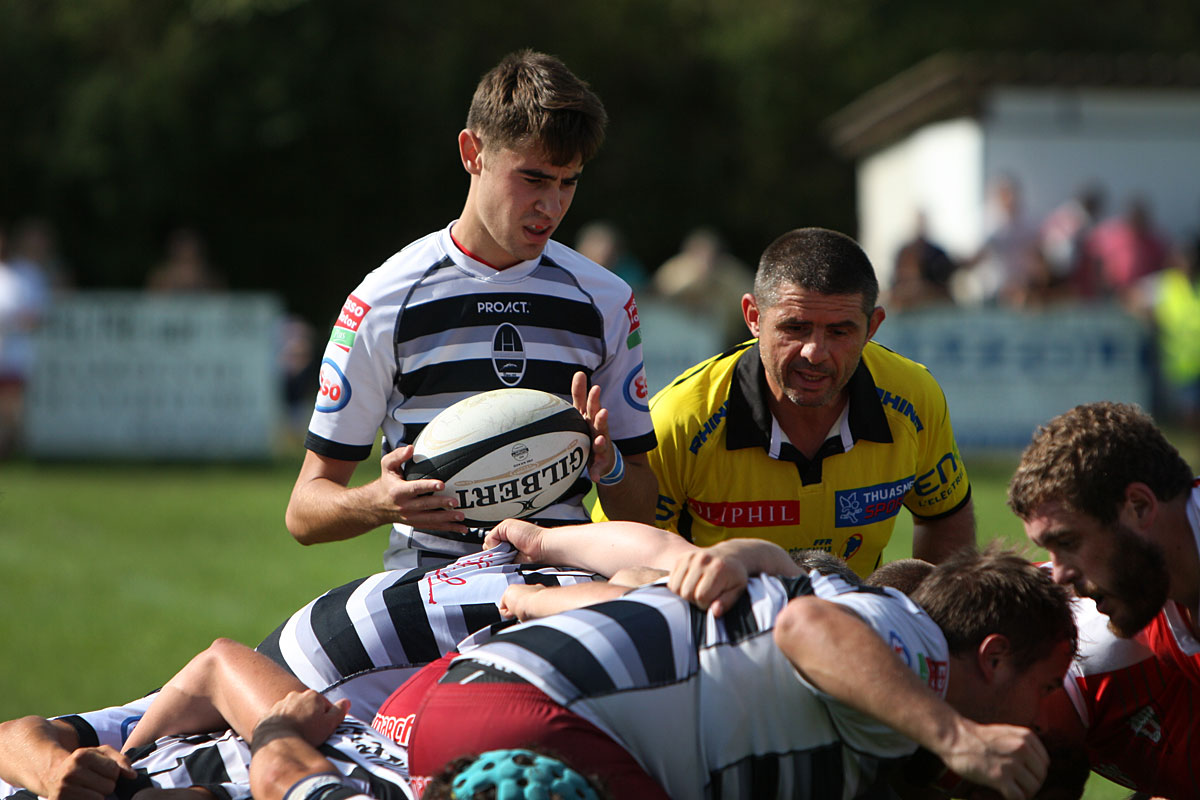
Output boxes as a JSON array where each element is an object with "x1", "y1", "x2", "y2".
[{"x1": 284, "y1": 504, "x2": 318, "y2": 546}]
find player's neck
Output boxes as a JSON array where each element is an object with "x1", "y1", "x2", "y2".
[
  {"x1": 768, "y1": 392, "x2": 848, "y2": 460},
  {"x1": 450, "y1": 216, "x2": 519, "y2": 270}
]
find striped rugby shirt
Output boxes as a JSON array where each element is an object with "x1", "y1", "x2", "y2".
[
  {"x1": 448, "y1": 571, "x2": 949, "y2": 799},
  {"x1": 44, "y1": 545, "x2": 596, "y2": 756},
  {"x1": 307, "y1": 222, "x2": 656, "y2": 567}
]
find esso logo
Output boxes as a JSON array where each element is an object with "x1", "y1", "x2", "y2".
[
  {"x1": 316, "y1": 358, "x2": 351, "y2": 413},
  {"x1": 623, "y1": 364, "x2": 650, "y2": 412},
  {"x1": 343, "y1": 293, "x2": 371, "y2": 319}
]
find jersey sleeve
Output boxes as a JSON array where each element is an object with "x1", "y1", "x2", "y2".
[
  {"x1": 798, "y1": 585, "x2": 951, "y2": 757},
  {"x1": 902, "y1": 369, "x2": 971, "y2": 520},
  {"x1": 587, "y1": 290, "x2": 656, "y2": 456},
  {"x1": 305, "y1": 280, "x2": 398, "y2": 461}
]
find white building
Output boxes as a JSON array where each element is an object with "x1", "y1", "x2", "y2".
[{"x1": 825, "y1": 52, "x2": 1200, "y2": 287}]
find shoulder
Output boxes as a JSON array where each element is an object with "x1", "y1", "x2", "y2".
[
  {"x1": 351, "y1": 229, "x2": 450, "y2": 302},
  {"x1": 863, "y1": 341, "x2": 951, "y2": 411},
  {"x1": 541, "y1": 241, "x2": 634, "y2": 294},
  {"x1": 653, "y1": 343, "x2": 749, "y2": 412}
]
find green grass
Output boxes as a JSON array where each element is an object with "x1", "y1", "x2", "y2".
[{"x1": 0, "y1": 453, "x2": 1135, "y2": 798}]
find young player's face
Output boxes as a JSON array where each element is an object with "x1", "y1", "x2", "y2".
[
  {"x1": 744, "y1": 286, "x2": 884, "y2": 410},
  {"x1": 468, "y1": 141, "x2": 582, "y2": 267},
  {"x1": 1024, "y1": 502, "x2": 1168, "y2": 637}
]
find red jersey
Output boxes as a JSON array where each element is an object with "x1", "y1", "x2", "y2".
[{"x1": 1064, "y1": 598, "x2": 1200, "y2": 797}]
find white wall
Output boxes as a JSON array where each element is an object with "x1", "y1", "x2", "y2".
[
  {"x1": 855, "y1": 87, "x2": 1200, "y2": 289},
  {"x1": 983, "y1": 87, "x2": 1200, "y2": 243},
  {"x1": 857, "y1": 118, "x2": 984, "y2": 286}
]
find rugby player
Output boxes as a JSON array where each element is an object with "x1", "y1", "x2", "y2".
[
  {"x1": 1009, "y1": 401, "x2": 1200, "y2": 678},
  {"x1": 380, "y1": 547, "x2": 1076, "y2": 800}
]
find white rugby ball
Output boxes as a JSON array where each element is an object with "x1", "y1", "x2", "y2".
[{"x1": 404, "y1": 389, "x2": 592, "y2": 525}]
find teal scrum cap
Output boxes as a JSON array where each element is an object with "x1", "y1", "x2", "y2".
[{"x1": 451, "y1": 749, "x2": 599, "y2": 800}]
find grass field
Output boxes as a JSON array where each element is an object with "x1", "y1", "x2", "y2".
[{"x1": 0, "y1": 452, "x2": 1142, "y2": 799}]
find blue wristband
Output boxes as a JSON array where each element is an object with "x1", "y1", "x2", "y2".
[{"x1": 595, "y1": 447, "x2": 625, "y2": 486}]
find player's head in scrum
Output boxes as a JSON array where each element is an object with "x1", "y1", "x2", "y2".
[
  {"x1": 1009, "y1": 401, "x2": 1195, "y2": 637},
  {"x1": 742, "y1": 227, "x2": 887, "y2": 413},
  {"x1": 456, "y1": 50, "x2": 608, "y2": 268}
]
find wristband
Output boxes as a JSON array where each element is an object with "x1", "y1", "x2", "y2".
[
  {"x1": 282, "y1": 773, "x2": 355, "y2": 800},
  {"x1": 595, "y1": 447, "x2": 625, "y2": 486}
]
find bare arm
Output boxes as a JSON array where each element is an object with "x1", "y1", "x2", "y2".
[
  {"x1": 249, "y1": 691, "x2": 351, "y2": 800},
  {"x1": 124, "y1": 638, "x2": 312, "y2": 750},
  {"x1": 484, "y1": 518, "x2": 699, "y2": 576},
  {"x1": 571, "y1": 371, "x2": 657, "y2": 526},
  {"x1": 0, "y1": 716, "x2": 133, "y2": 800},
  {"x1": 284, "y1": 448, "x2": 466, "y2": 544},
  {"x1": 498, "y1": 582, "x2": 630, "y2": 621},
  {"x1": 668, "y1": 538, "x2": 803, "y2": 616},
  {"x1": 911, "y1": 498, "x2": 976, "y2": 565},
  {"x1": 774, "y1": 597, "x2": 1048, "y2": 800}
]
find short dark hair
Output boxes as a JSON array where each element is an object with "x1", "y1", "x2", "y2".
[
  {"x1": 911, "y1": 545, "x2": 1076, "y2": 671},
  {"x1": 1008, "y1": 402, "x2": 1194, "y2": 525},
  {"x1": 466, "y1": 50, "x2": 607, "y2": 166},
  {"x1": 865, "y1": 558, "x2": 934, "y2": 595},
  {"x1": 792, "y1": 549, "x2": 861, "y2": 585},
  {"x1": 754, "y1": 227, "x2": 879, "y2": 315}
]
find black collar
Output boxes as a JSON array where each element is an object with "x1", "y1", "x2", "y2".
[{"x1": 725, "y1": 343, "x2": 893, "y2": 455}]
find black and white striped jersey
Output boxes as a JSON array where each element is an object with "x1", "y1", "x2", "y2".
[
  {"x1": 122, "y1": 716, "x2": 412, "y2": 800},
  {"x1": 46, "y1": 545, "x2": 596, "y2": 755},
  {"x1": 255, "y1": 543, "x2": 598, "y2": 721},
  {"x1": 452, "y1": 571, "x2": 949, "y2": 800},
  {"x1": 0, "y1": 717, "x2": 412, "y2": 800},
  {"x1": 305, "y1": 222, "x2": 657, "y2": 566}
]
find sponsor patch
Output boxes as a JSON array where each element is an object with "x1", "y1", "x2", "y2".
[
  {"x1": 688, "y1": 499, "x2": 799, "y2": 528},
  {"x1": 1129, "y1": 705, "x2": 1162, "y2": 743},
  {"x1": 624, "y1": 295, "x2": 641, "y2": 333},
  {"x1": 622, "y1": 364, "x2": 650, "y2": 412},
  {"x1": 331, "y1": 293, "x2": 371, "y2": 352},
  {"x1": 316, "y1": 358, "x2": 351, "y2": 412},
  {"x1": 914, "y1": 451, "x2": 965, "y2": 508},
  {"x1": 919, "y1": 653, "x2": 949, "y2": 693},
  {"x1": 834, "y1": 476, "x2": 915, "y2": 527},
  {"x1": 889, "y1": 631, "x2": 911, "y2": 666}
]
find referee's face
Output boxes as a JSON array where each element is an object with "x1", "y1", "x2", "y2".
[{"x1": 745, "y1": 285, "x2": 885, "y2": 411}]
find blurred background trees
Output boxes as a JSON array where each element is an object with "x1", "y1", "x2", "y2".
[{"x1": 3, "y1": 0, "x2": 1198, "y2": 325}]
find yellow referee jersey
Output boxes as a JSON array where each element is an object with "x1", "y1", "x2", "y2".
[{"x1": 596, "y1": 341, "x2": 970, "y2": 577}]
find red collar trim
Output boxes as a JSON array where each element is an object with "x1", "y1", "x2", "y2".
[{"x1": 450, "y1": 230, "x2": 503, "y2": 269}]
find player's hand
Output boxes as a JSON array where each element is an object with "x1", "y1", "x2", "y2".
[
  {"x1": 254, "y1": 690, "x2": 349, "y2": 749},
  {"x1": 667, "y1": 549, "x2": 749, "y2": 617},
  {"x1": 935, "y1": 721, "x2": 1048, "y2": 800},
  {"x1": 378, "y1": 445, "x2": 468, "y2": 532},
  {"x1": 571, "y1": 371, "x2": 617, "y2": 482},
  {"x1": 499, "y1": 584, "x2": 548, "y2": 620},
  {"x1": 44, "y1": 746, "x2": 134, "y2": 800},
  {"x1": 483, "y1": 519, "x2": 547, "y2": 561}
]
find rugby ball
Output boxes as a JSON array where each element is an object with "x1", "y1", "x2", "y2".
[{"x1": 404, "y1": 389, "x2": 592, "y2": 525}]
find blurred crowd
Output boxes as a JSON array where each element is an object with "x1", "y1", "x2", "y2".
[{"x1": 884, "y1": 177, "x2": 1200, "y2": 430}]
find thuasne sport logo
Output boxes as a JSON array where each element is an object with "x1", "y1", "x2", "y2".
[{"x1": 834, "y1": 476, "x2": 915, "y2": 527}]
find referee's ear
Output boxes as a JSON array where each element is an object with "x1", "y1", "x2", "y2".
[{"x1": 865, "y1": 306, "x2": 886, "y2": 341}]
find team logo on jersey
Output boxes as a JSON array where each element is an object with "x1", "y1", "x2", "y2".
[
  {"x1": 834, "y1": 476, "x2": 915, "y2": 527},
  {"x1": 1129, "y1": 705, "x2": 1162, "y2": 743},
  {"x1": 331, "y1": 293, "x2": 371, "y2": 352},
  {"x1": 624, "y1": 295, "x2": 642, "y2": 349},
  {"x1": 876, "y1": 388, "x2": 923, "y2": 432},
  {"x1": 372, "y1": 711, "x2": 416, "y2": 746},
  {"x1": 492, "y1": 323, "x2": 526, "y2": 385},
  {"x1": 842, "y1": 533, "x2": 863, "y2": 560},
  {"x1": 623, "y1": 363, "x2": 650, "y2": 412},
  {"x1": 889, "y1": 632, "x2": 911, "y2": 666},
  {"x1": 316, "y1": 358, "x2": 351, "y2": 412}
]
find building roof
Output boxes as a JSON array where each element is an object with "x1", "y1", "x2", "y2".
[{"x1": 825, "y1": 51, "x2": 1200, "y2": 158}]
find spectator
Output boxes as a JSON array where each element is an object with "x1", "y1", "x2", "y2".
[
  {"x1": 1039, "y1": 183, "x2": 1106, "y2": 299},
  {"x1": 145, "y1": 227, "x2": 226, "y2": 293},
  {"x1": 1150, "y1": 246, "x2": 1200, "y2": 428},
  {"x1": 956, "y1": 174, "x2": 1041, "y2": 307},
  {"x1": 575, "y1": 220, "x2": 648, "y2": 292},
  {"x1": 887, "y1": 211, "x2": 955, "y2": 311},
  {"x1": 652, "y1": 226, "x2": 753, "y2": 348},
  {"x1": 1084, "y1": 196, "x2": 1171, "y2": 306}
]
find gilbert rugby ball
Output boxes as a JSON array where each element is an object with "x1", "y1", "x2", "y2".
[{"x1": 404, "y1": 389, "x2": 592, "y2": 525}]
